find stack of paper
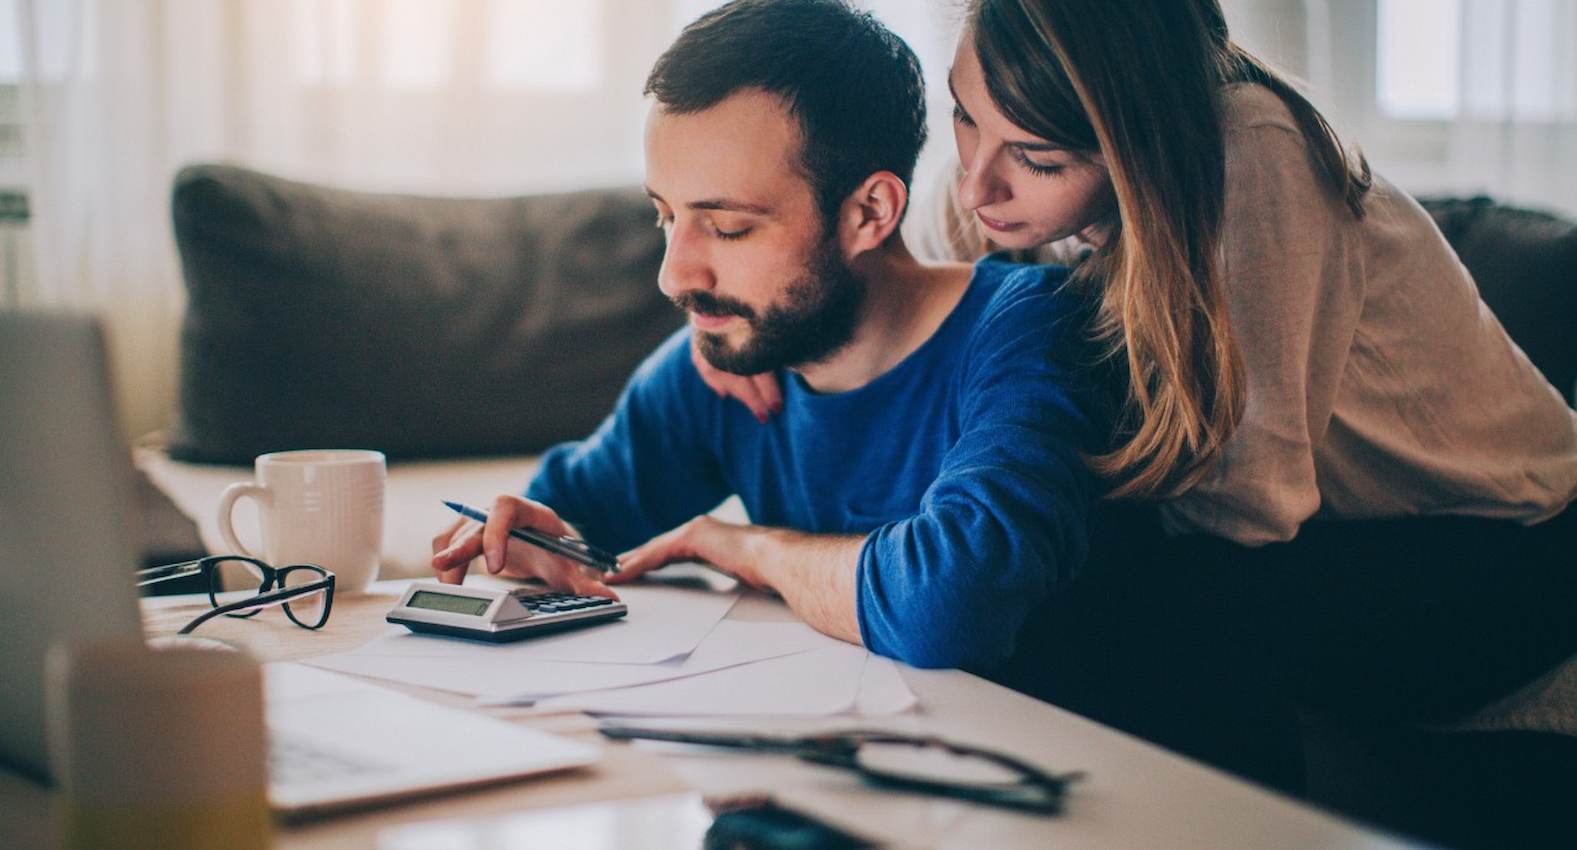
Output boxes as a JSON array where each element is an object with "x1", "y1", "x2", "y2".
[{"x1": 304, "y1": 581, "x2": 917, "y2": 717}]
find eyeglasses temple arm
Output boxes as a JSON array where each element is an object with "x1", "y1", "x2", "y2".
[
  {"x1": 135, "y1": 558, "x2": 207, "y2": 587},
  {"x1": 176, "y1": 581, "x2": 331, "y2": 634},
  {"x1": 598, "y1": 726, "x2": 806, "y2": 753}
]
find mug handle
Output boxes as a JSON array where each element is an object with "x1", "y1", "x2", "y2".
[{"x1": 217, "y1": 482, "x2": 271, "y2": 560}]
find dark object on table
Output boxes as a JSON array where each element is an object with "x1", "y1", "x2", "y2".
[{"x1": 705, "y1": 796, "x2": 876, "y2": 850}]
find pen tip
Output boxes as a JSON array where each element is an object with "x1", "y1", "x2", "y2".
[{"x1": 442, "y1": 500, "x2": 462, "y2": 510}]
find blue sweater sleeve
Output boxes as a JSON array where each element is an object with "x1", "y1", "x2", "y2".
[
  {"x1": 525, "y1": 328, "x2": 732, "y2": 554},
  {"x1": 856, "y1": 269, "x2": 1102, "y2": 671}
]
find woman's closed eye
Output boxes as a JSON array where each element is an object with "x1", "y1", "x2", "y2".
[
  {"x1": 1013, "y1": 149, "x2": 1065, "y2": 177},
  {"x1": 954, "y1": 101, "x2": 1064, "y2": 177}
]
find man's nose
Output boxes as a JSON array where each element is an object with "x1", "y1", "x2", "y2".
[
  {"x1": 656, "y1": 224, "x2": 714, "y2": 301},
  {"x1": 957, "y1": 145, "x2": 1011, "y2": 211}
]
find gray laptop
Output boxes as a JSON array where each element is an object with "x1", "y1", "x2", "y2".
[
  {"x1": 0, "y1": 311, "x2": 146, "y2": 782},
  {"x1": 0, "y1": 311, "x2": 597, "y2": 815}
]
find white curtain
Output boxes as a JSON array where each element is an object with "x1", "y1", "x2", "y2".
[
  {"x1": 19, "y1": 0, "x2": 183, "y2": 441},
  {"x1": 13, "y1": 0, "x2": 955, "y2": 440},
  {"x1": 1225, "y1": 0, "x2": 1577, "y2": 217},
  {"x1": 1439, "y1": 0, "x2": 1577, "y2": 213}
]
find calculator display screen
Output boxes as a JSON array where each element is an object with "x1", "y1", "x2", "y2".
[{"x1": 407, "y1": 590, "x2": 491, "y2": 617}]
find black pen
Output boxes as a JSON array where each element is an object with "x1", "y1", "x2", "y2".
[{"x1": 443, "y1": 500, "x2": 621, "y2": 574}]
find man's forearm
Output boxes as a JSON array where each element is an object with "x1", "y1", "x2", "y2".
[
  {"x1": 613, "y1": 517, "x2": 866, "y2": 646},
  {"x1": 745, "y1": 527, "x2": 864, "y2": 646}
]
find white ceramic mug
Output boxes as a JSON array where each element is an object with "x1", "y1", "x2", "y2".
[{"x1": 217, "y1": 449, "x2": 385, "y2": 593}]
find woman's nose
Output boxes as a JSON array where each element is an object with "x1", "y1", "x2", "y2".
[{"x1": 957, "y1": 147, "x2": 1011, "y2": 212}]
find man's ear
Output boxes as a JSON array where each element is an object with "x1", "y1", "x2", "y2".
[{"x1": 837, "y1": 171, "x2": 908, "y2": 258}]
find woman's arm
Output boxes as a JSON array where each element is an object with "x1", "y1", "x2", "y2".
[{"x1": 1160, "y1": 121, "x2": 1366, "y2": 545}]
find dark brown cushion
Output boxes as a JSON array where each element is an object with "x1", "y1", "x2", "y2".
[
  {"x1": 168, "y1": 164, "x2": 678, "y2": 463},
  {"x1": 1420, "y1": 195, "x2": 1577, "y2": 404}
]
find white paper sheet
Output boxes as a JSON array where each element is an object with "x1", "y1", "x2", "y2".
[
  {"x1": 350, "y1": 582, "x2": 741, "y2": 665},
  {"x1": 475, "y1": 621, "x2": 838, "y2": 702},
  {"x1": 305, "y1": 620, "x2": 833, "y2": 699},
  {"x1": 852, "y1": 656, "x2": 919, "y2": 715},
  {"x1": 527, "y1": 647, "x2": 919, "y2": 718},
  {"x1": 532, "y1": 643, "x2": 870, "y2": 716}
]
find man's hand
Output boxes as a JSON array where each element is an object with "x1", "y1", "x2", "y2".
[
  {"x1": 429, "y1": 494, "x2": 618, "y2": 599},
  {"x1": 611, "y1": 515, "x2": 770, "y2": 590},
  {"x1": 691, "y1": 336, "x2": 783, "y2": 423},
  {"x1": 613, "y1": 516, "x2": 863, "y2": 646}
]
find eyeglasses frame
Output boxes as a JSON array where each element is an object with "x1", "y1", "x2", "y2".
[
  {"x1": 598, "y1": 726, "x2": 1083, "y2": 813},
  {"x1": 136, "y1": 555, "x2": 336, "y2": 635}
]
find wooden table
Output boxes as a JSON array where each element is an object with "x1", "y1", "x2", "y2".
[{"x1": 1, "y1": 580, "x2": 1423, "y2": 849}]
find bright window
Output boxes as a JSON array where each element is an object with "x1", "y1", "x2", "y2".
[
  {"x1": 486, "y1": 0, "x2": 603, "y2": 91},
  {"x1": 293, "y1": 0, "x2": 357, "y2": 87},
  {"x1": 0, "y1": 0, "x2": 22, "y2": 83},
  {"x1": 1378, "y1": 0, "x2": 1577, "y2": 122},
  {"x1": 380, "y1": 0, "x2": 455, "y2": 90},
  {"x1": 1376, "y1": 0, "x2": 1459, "y2": 119},
  {"x1": 290, "y1": 0, "x2": 604, "y2": 91}
]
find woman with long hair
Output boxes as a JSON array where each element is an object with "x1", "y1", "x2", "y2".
[{"x1": 694, "y1": 0, "x2": 1577, "y2": 794}]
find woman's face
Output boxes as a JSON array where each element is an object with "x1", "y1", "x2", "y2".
[{"x1": 949, "y1": 38, "x2": 1116, "y2": 251}]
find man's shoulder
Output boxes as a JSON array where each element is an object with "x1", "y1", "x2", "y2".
[
  {"x1": 973, "y1": 255, "x2": 1073, "y2": 296},
  {"x1": 966, "y1": 258, "x2": 1088, "y2": 347}
]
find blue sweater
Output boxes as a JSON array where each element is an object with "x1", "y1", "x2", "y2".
[{"x1": 527, "y1": 259, "x2": 1105, "y2": 672}]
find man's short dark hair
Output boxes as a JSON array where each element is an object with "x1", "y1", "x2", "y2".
[{"x1": 645, "y1": 0, "x2": 927, "y2": 231}]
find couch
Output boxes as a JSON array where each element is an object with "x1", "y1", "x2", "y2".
[{"x1": 136, "y1": 164, "x2": 1576, "y2": 848}]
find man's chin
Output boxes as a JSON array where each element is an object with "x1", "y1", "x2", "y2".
[{"x1": 696, "y1": 331, "x2": 772, "y2": 376}]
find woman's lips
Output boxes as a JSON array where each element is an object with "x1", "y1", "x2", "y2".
[
  {"x1": 690, "y1": 312, "x2": 738, "y2": 332},
  {"x1": 977, "y1": 212, "x2": 1024, "y2": 233}
]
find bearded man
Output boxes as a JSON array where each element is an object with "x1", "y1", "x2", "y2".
[{"x1": 431, "y1": 0, "x2": 1106, "y2": 673}]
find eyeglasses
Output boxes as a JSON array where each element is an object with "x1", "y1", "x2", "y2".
[
  {"x1": 137, "y1": 555, "x2": 335, "y2": 635},
  {"x1": 598, "y1": 725, "x2": 1083, "y2": 813}
]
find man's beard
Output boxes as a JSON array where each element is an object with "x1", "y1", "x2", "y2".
[{"x1": 672, "y1": 241, "x2": 867, "y2": 376}]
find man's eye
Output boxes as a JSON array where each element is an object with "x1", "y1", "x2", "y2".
[{"x1": 712, "y1": 223, "x2": 751, "y2": 241}]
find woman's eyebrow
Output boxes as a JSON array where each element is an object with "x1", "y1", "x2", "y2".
[
  {"x1": 1012, "y1": 140, "x2": 1062, "y2": 153},
  {"x1": 946, "y1": 73, "x2": 964, "y2": 109},
  {"x1": 946, "y1": 73, "x2": 1064, "y2": 155}
]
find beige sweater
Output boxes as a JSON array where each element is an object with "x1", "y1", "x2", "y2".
[{"x1": 909, "y1": 83, "x2": 1577, "y2": 546}]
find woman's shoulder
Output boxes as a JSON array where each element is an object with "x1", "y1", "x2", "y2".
[
  {"x1": 1218, "y1": 81, "x2": 1302, "y2": 136},
  {"x1": 1216, "y1": 83, "x2": 1356, "y2": 226},
  {"x1": 1217, "y1": 82, "x2": 1331, "y2": 185}
]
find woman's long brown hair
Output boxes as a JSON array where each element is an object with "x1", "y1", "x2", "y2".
[{"x1": 969, "y1": 0, "x2": 1370, "y2": 498}]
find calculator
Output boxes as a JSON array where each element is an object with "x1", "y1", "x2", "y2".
[{"x1": 386, "y1": 583, "x2": 628, "y2": 643}]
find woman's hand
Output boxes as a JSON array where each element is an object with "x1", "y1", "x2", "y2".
[
  {"x1": 690, "y1": 336, "x2": 782, "y2": 423},
  {"x1": 430, "y1": 494, "x2": 618, "y2": 599}
]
